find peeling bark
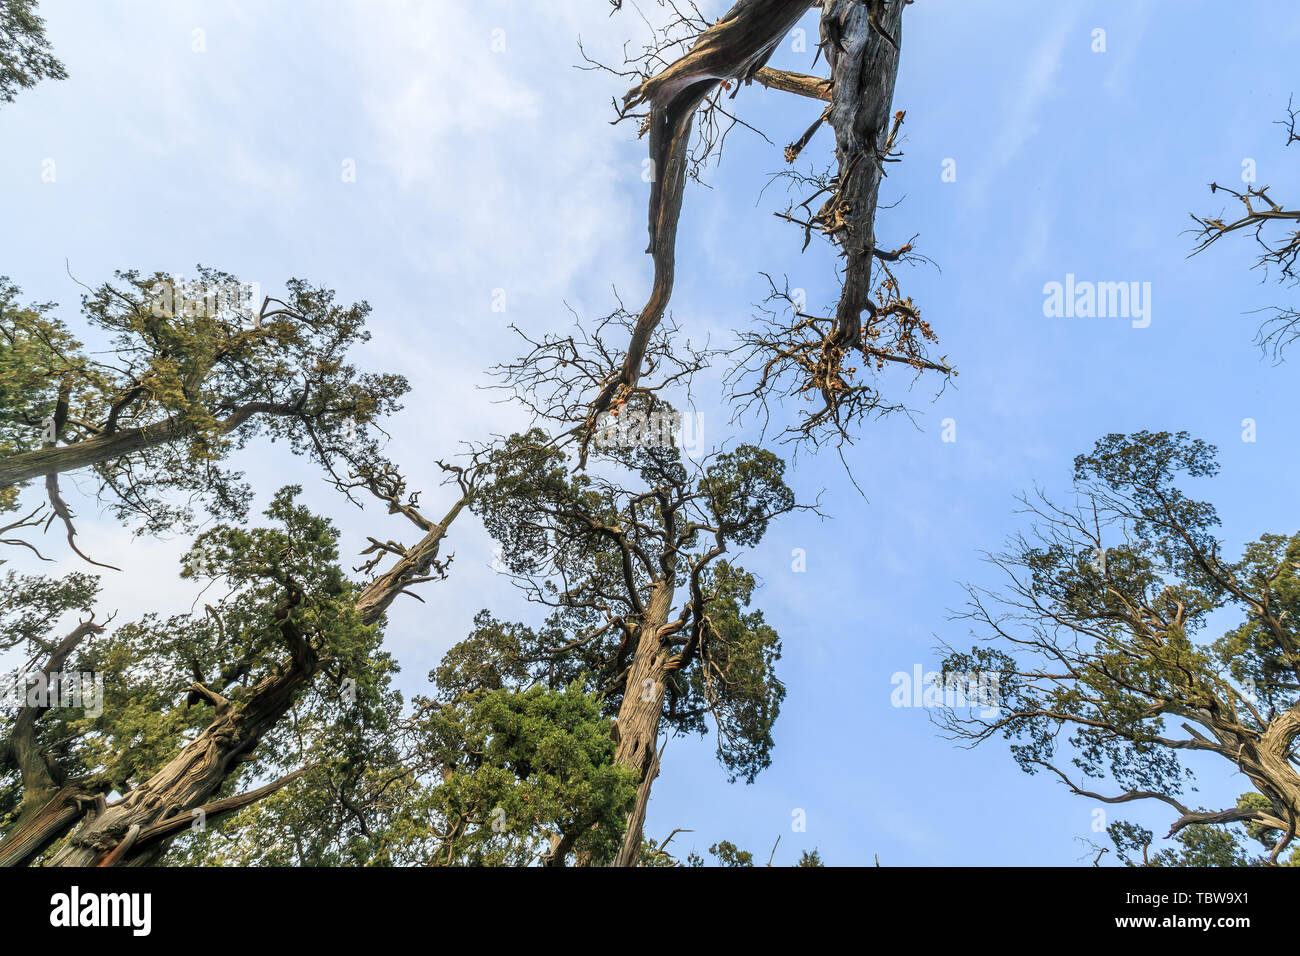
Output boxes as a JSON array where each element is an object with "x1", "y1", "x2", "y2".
[
  {"x1": 607, "y1": 582, "x2": 675, "y2": 867},
  {"x1": 754, "y1": 66, "x2": 831, "y2": 101},
  {"x1": 47, "y1": 589, "x2": 318, "y2": 866},
  {"x1": 586, "y1": 0, "x2": 815, "y2": 451},
  {"x1": 1, "y1": 495, "x2": 467, "y2": 867},
  {"x1": 0, "y1": 784, "x2": 101, "y2": 868},
  {"x1": 819, "y1": 0, "x2": 906, "y2": 347},
  {"x1": 1237, "y1": 704, "x2": 1300, "y2": 859}
]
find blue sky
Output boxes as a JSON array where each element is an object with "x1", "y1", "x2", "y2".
[{"x1": 3, "y1": 0, "x2": 1299, "y2": 865}]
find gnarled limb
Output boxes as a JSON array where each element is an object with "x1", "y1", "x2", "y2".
[
  {"x1": 819, "y1": 0, "x2": 906, "y2": 348},
  {"x1": 585, "y1": 0, "x2": 815, "y2": 447},
  {"x1": 586, "y1": 1, "x2": 939, "y2": 455},
  {"x1": 1190, "y1": 97, "x2": 1300, "y2": 358},
  {"x1": 0, "y1": 399, "x2": 297, "y2": 489},
  {"x1": 0, "y1": 616, "x2": 108, "y2": 866},
  {"x1": 20, "y1": 472, "x2": 473, "y2": 867}
]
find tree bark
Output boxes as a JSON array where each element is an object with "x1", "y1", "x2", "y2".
[
  {"x1": 47, "y1": 599, "x2": 317, "y2": 866},
  {"x1": 0, "y1": 785, "x2": 101, "y2": 868},
  {"x1": 0, "y1": 401, "x2": 295, "y2": 489},
  {"x1": 1, "y1": 495, "x2": 465, "y2": 867},
  {"x1": 608, "y1": 582, "x2": 676, "y2": 867},
  {"x1": 1242, "y1": 703, "x2": 1300, "y2": 857},
  {"x1": 819, "y1": 0, "x2": 906, "y2": 347}
]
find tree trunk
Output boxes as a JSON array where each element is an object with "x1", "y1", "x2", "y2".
[
  {"x1": 608, "y1": 583, "x2": 675, "y2": 867},
  {"x1": 48, "y1": 647, "x2": 314, "y2": 866},
  {"x1": 1244, "y1": 704, "x2": 1300, "y2": 857},
  {"x1": 0, "y1": 498, "x2": 464, "y2": 867},
  {"x1": 819, "y1": 0, "x2": 905, "y2": 346},
  {"x1": 0, "y1": 401, "x2": 288, "y2": 488},
  {"x1": 0, "y1": 784, "x2": 102, "y2": 867}
]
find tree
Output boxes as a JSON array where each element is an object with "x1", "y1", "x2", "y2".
[
  {"x1": 637, "y1": 832, "x2": 825, "y2": 866},
  {"x1": 0, "y1": 0, "x2": 65, "y2": 105},
  {"x1": 461, "y1": 412, "x2": 801, "y2": 865},
  {"x1": 175, "y1": 679, "x2": 639, "y2": 868},
  {"x1": 0, "y1": 456, "x2": 473, "y2": 866},
  {"x1": 413, "y1": 683, "x2": 638, "y2": 866},
  {"x1": 578, "y1": 0, "x2": 949, "y2": 452},
  {"x1": 0, "y1": 269, "x2": 408, "y2": 554},
  {"x1": 1190, "y1": 97, "x2": 1300, "y2": 358},
  {"x1": 939, "y1": 431, "x2": 1300, "y2": 865},
  {"x1": 0, "y1": 567, "x2": 100, "y2": 848},
  {"x1": 0, "y1": 1, "x2": 940, "y2": 871},
  {"x1": 1107, "y1": 808, "x2": 1297, "y2": 867}
]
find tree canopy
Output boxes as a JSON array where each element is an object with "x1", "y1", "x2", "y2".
[
  {"x1": 0, "y1": 0, "x2": 64, "y2": 105},
  {"x1": 941, "y1": 431, "x2": 1300, "y2": 866}
]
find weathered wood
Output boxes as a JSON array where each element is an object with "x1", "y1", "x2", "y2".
[
  {"x1": 27, "y1": 495, "x2": 467, "y2": 867},
  {"x1": 607, "y1": 583, "x2": 676, "y2": 866},
  {"x1": 583, "y1": 0, "x2": 816, "y2": 460},
  {"x1": 819, "y1": 0, "x2": 906, "y2": 346}
]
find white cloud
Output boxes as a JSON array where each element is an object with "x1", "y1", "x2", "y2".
[{"x1": 970, "y1": 9, "x2": 1078, "y2": 208}]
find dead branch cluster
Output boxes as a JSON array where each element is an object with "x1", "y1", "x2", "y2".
[
  {"x1": 1190, "y1": 96, "x2": 1300, "y2": 359},
  {"x1": 571, "y1": 0, "x2": 950, "y2": 454}
]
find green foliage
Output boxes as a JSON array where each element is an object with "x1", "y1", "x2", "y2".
[
  {"x1": 467, "y1": 428, "x2": 795, "y2": 785},
  {"x1": 1214, "y1": 533, "x2": 1300, "y2": 714},
  {"x1": 417, "y1": 684, "x2": 637, "y2": 866},
  {"x1": 0, "y1": 269, "x2": 408, "y2": 533},
  {"x1": 637, "y1": 835, "x2": 825, "y2": 867},
  {"x1": 1106, "y1": 812, "x2": 1289, "y2": 868},
  {"x1": 700, "y1": 445, "x2": 795, "y2": 548},
  {"x1": 944, "y1": 431, "x2": 1300, "y2": 865},
  {"x1": 181, "y1": 682, "x2": 637, "y2": 867},
  {"x1": 176, "y1": 651, "x2": 414, "y2": 867},
  {"x1": 678, "y1": 562, "x2": 785, "y2": 783},
  {"x1": 0, "y1": 568, "x2": 98, "y2": 655},
  {"x1": 2, "y1": 368, "x2": 796, "y2": 866},
  {"x1": 0, "y1": 0, "x2": 65, "y2": 105},
  {"x1": 709, "y1": 839, "x2": 754, "y2": 867},
  {"x1": 0, "y1": 569, "x2": 100, "y2": 829},
  {"x1": 473, "y1": 429, "x2": 603, "y2": 578},
  {"x1": 431, "y1": 611, "x2": 533, "y2": 699},
  {"x1": 4, "y1": 488, "x2": 379, "y2": 834},
  {"x1": 0, "y1": 280, "x2": 83, "y2": 475}
]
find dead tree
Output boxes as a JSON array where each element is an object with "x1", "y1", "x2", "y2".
[
  {"x1": 1190, "y1": 98, "x2": 1300, "y2": 359},
  {"x1": 579, "y1": 0, "x2": 950, "y2": 450}
]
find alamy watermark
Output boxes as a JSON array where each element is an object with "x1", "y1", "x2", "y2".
[
  {"x1": 148, "y1": 275, "x2": 263, "y2": 328},
  {"x1": 589, "y1": 407, "x2": 705, "y2": 458},
  {"x1": 1042, "y1": 273, "x2": 1151, "y2": 328},
  {"x1": 1, "y1": 669, "x2": 105, "y2": 718},
  {"x1": 891, "y1": 664, "x2": 1001, "y2": 718}
]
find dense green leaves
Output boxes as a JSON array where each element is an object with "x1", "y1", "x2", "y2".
[
  {"x1": 418, "y1": 684, "x2": 637, "y2": 866},
  {"x1": 943, "y1": 431, "x2": 1300, "y2": 865},
  {"x1": 0, "y1": 0, "x2": 64, "y2": 105},
  {"x1": 678, "y1": 562, "x2": 785, "y2": 783},
  {"x1": 0, "y1": 269, "x2": 408, "y2": 534},
  {"x1": 701, "y1": 446, "x2": 795, "y2": 548}
]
